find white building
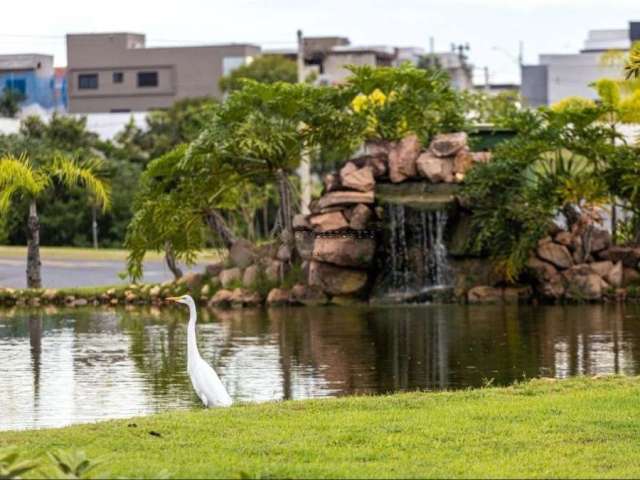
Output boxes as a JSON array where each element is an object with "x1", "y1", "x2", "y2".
[{"x1": 521, "y1": 22, "x2": 639, "y2": 106}]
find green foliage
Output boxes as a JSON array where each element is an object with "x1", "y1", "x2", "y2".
[
  {"x1": 219, "y1": 55, "x2": 297, "y2": 93},
  {"x1": 550, "y1": 96, "x2": 596, "y2": 113},
  {"x1": 626, "y1": 41, "x2": 640, "y2": 79},
  {"x1": 462, "y1": 107, "x2": 615, "y2": 280},
  {"x1": 460, "y1": 90, "x2": 522, "y2": 126},
  {"x1": 47, "y1": 450, "x2": 102, "y2": 479},
  {"x1": 0, "y1": 448, "x2": 37, "y2": 479},
  {"x1": 343, "y1": 64, "x2": 465, "y2": 143},
  {"x1": 0, "y1": 88, "x2": 25, "y2": 118}
]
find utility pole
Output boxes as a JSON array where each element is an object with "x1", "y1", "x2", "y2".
[
  {"x1": 296, "y1": 29, "x2": 311, "y2": 215},
  {"x1": 484, "y1": 66, "x2": 490, "y2": 93}
]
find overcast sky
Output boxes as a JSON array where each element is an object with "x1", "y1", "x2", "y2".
[{"x1": 1, "y1": 0, "x2": 637, "y2": 84}]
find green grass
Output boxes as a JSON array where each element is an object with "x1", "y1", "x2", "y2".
[
  {"x1": 2, "y1": 376, "x2": 640, "y2": 478},
  {"x1": 0, "y1": 246, "x2": 222, "y2": 263}
]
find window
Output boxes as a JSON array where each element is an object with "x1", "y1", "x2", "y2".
[
  {"x1": 137, "y1": 71, "x2": 158, "y2": 88},
  {"x1": 78, "y1": 74, "x2": 98, "y2": 90},
  {"x1": 110, "y1": 108, "x2": 131, "y2": 113},
  {"x1": 5, "y1": 78, "x2": 27, "y2": 96},
  {"x1": 113, "y1": 72, "x2": 124, "y2": 83}
]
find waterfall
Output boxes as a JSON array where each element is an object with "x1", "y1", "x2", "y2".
[{"x1": 385, "y1": 205, "x2": 452, "y2": 295}]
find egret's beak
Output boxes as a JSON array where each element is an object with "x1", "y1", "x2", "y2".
[{"x1": 166, "y1": 296, "x2": 180, "y2": 303}]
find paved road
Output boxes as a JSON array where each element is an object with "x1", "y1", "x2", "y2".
[{"x1": 0, "y1": 256, "x2": 189, "y2": 289}]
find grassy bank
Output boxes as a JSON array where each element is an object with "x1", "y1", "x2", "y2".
[{"x1": 2, "y1": 376, "x2": 640, "y2": 478}]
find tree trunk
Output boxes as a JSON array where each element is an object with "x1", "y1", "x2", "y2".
[
  {"x1": 164, "y1": 242, "x2": 183, "y2": 280},
  {"x1": 26, "y1": 200, "x2": 42, "y2": 289},
  {"x1": 91, "y1": 204, "x2": 99, "y2": 249},
  {"x1": 204, "y1": 210, "x2": 236, "y2": 250},
  {"x1": 611, "y1": 204, "x2": 618, "y2": 246},
  {"x1": 276, "y1": 169, "x2": 294, "y2": 241}
]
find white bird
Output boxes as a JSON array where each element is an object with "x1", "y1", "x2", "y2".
[{"x1": 167, "y1": 295, "x2": 232, "y2": 408}]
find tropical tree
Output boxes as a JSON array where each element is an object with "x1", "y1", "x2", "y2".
[
  {"x1": 219, "y1": 55, "x2": 297, "y2": 93},
  {"x1": 625, "y1": 42, "x2": 640, "y2": 79},
  {"x1": 461, "y1": 106, "x2": 615, "y2": 281},
  {"x1": 0, "y1": 155, "x2": 110, "y2": 288},
  {"x1": 0, "y1": 88, "x2": 25, "y2": 118}
]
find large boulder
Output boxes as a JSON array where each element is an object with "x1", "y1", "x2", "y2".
[
  {"x1": 452, "y1": 148, "x2": 474, "y2": 176},
  {"x1": 467, "y1": 286, "x2": 503, "y2": 304},
  {"x1": 310, "y1": 211, "x2": 349, "y2": 232},
  {"x1": 266, "y1": 288, "x2": 290, "y2": 306},
  {"x1": 242, "y1": 264, "x2": 260, "y2": 287},
  {"x1": 229, "y1": 239, "x2": 255, "y2": 269},
  {"x1": 178, "y1": 272, "x2": 203, "y2": 288},
  {"x1": 312, "y1": 237, "x2": 376, "y2": 268},
  {"x1": 539, "y1": 274, "x2": 566, "y2": 300},
  {"x1": 554, "y1": 231, "x2": 573, "y2": 248},
  {"x1": 364, "y1": 140, "x2": 391, "y2": 157},
  {"x1": 265, "y1": 260, "x2": 284, "y2": 283},
  {"x1": 351, "y1": 153, "x2": 387, "y2": 178},
  {"x1": 339, "y1": 163, "x2": 375, "y2": 192},
  {"x1": 597, "y1": 246, "x2": 640, "y2": 268},
  {"x1": 589, "y1": 261, "x2": 614, "y2": 278},
  {"x1": 562, "y1": 265, "x2": 606, "y2": 301},
  {"x1": 276, "y1": 244, "x2": 292, "y2": 262},
  {"x1": 416, "y1": 152, "x2": 453, "y2": 183},
  {"x1": 623, "y1": 267, "x2": 640, "y2": 287},
  {"x1": 295, "y1": 230, "x2": 315, "y2": 261},
  {"x1": 349, "y1": 204, "x2": 373, "y2": 230},
  {"x1": 209, "y1": 289, "x2": 234, "y2": 308},
  {"x1": 537, "y1": 242, "x2": 573, "y2": 269},
  {"x1": 317, "y1": 191, "x2": 375, "y2": 210},
  {"x1": 429, "y1": 132, "x2": 468, "y2": 158},
  {"x1": 589, "y1": 228, "x2": 611, "y2": 253},
  {"x1": 526, "y1": 256, "x2": 558, "y2": 282},
  {"x1": 388, "y1": 134, "x2": 421, "y2": 183},
  {"x1": 323, "y1": 173, "x2": 341, "y2": 193},
  {"x1": 308, "y1": 261, "x2": 369, "y2": 296},
  {"x1": 293, "y1": 214, "x2": 312, "y2": 230},
  {"x1": 219, "y1": 267, "x2": 242, "y2": 288},
  {"x1": 605, "y1": 261, "x2": 623, "y2": 288},
  {"x1": 230, "y1": 288, "x2": 262, "y2": 308},
  {"x1": 205, "y1": 262, "x2": 224, "y2": 277},
  {"x1": 290, "y1": 283, "x2": 328, "y2": 306}
]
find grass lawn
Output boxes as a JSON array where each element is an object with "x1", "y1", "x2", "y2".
[
  {"x1": 0, "y1": 246, "x2": 222, "y2": 263},
  {"x1": 2, "y1": 376, "x2": 640, "y2": 478}
]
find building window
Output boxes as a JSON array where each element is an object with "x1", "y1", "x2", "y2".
[
  {"x1": 5, "y1": 78, "x2": 27, "y2": 96},
  {"x1": 110, "y1": 108, "x2": 131, "y2": 113},
  {"x1": 137, "y1": 71, "x2": 158, "y2": 88},
  {"x1": 78, "y1": 74, "x2": 98, "y2": 90},
  {"x1": 113, "y1": 72, "x2": 124, "y2": 83}
]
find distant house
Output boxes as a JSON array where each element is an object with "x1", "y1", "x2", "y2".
[
  {"x1": 0, "y1": 54, "x2": 63, "y2": 112},
  {"x1": 521, "y1": 21, "x2": 640, "y2": 106},
  {"x1": 265, "y1": 36, "x2": 474, "y2": 90},
  {"x1": 65, "y1": 32, "x2": 260, "y2": 113}
]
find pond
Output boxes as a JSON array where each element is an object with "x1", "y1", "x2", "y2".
[{"x1": 2, "y1": 303, "x2": 640, "y2": 431}]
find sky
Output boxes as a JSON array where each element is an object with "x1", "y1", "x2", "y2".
[{"x1": 1, "y1": 0, "x2": 638, "y2": 84}]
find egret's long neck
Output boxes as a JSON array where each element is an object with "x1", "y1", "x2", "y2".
[{"x1": 186, "y1": 302, "x2": 200, "y2": 364}]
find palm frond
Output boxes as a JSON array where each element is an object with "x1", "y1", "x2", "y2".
[
  {"x1": 0, "y1": 154, "x2": 48, "y2": 215},
  {"x1": 49, "y1": 155, "x2": 112, "y2": 212}
]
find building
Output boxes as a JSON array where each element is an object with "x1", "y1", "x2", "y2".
[
  {"x1": 0, "y1": 54, "x2": 63, "y2": 112},
  {"x1": 521, "y1": 21, "x2": 640, "y2": 106},
  {"x1": 66, "y1": 32, "x2": 260, "y2": 113},
  {"x1": 265, "y1": 36, "x2": 473, "y2": 89}
]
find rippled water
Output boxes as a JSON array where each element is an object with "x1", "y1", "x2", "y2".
[{"x1": 2, "y1": 303, "x2": 640, "y2": 431}]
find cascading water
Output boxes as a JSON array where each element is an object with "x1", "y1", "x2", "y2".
[{"x1": 385, "y1": 204, "x2": 453, "y2": 297}]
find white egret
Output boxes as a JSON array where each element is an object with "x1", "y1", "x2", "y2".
[{"x1": 167, "y1": 295, "x2": 233, "y2": 408}]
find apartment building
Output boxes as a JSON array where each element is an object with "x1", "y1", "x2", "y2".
[
  {"x1": 66, "y1": 32, "x2": 260, "y2": 113},
  {"x1": 521, "y1": 21, "x2": 640, "y2": 106},
  {"x1": 0, "y1": 54, "x2": 65, "y2": 112}
]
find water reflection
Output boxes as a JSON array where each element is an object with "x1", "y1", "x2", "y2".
[{"x1": 2, "y1": 304, "x2": 640, "y2": 430}]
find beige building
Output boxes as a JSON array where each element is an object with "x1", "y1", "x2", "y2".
[{"x1": 66, "y1": 32, "x2": 260, "y2": 113}]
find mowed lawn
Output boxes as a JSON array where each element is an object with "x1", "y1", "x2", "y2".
[
  {"x1": 0, "y1": 246, "x2": 222, "y2": 263},
  {"x1": 2, "y1": 376, "x2": 640, "y2": 478}
]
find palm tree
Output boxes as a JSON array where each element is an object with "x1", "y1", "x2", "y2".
[
  {"x1": 0, "y1": 154, "x2": 110, "y2": 288},
  {"x1": 625, "y1": 43, "x2": 640, "y2": 79}
]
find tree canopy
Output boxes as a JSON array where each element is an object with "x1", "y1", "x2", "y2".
[{"x1": 219, "y1": 55, "x2": 297, "y2": 93}]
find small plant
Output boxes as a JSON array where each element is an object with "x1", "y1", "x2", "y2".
[
  {"x1": 0, "y1": 448, "x2": 38, "y2": 480},
  {"x1": 47, "y1": 449, "x2": 102, "y2": 479}
]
